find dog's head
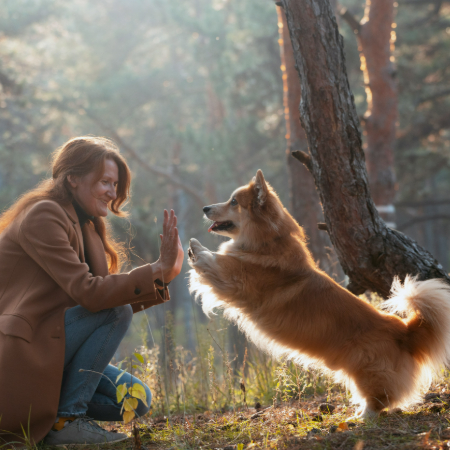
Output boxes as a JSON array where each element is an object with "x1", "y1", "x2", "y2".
[{"x1": 203, "y1": 169, "x2": 290, "y2": 242}]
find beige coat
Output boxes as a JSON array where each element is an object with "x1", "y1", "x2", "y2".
[{"x1": 0, "y1": 200, "x2": 167, "y2": 445}]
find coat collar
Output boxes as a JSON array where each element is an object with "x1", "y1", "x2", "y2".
[
  {"x1": 60, "y1": 202, "x2": 85, "y2": 263},
  {"x1": 60, "y1": 202, "x2": 109, "y2": 277},
  {"x1": 60, "y1": 202, "x2": 78, "y2": 224},
  {"x1": 82, "y1": 224, "x2": 109, "y2": 277}
]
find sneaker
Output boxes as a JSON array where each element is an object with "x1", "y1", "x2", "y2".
[{"x1": 43, "y1": 417, "x2": 128, "y2": 446}]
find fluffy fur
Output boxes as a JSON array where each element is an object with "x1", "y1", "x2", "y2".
[{"x1": 188, "y1": 169, "x2": 450, "y2": 418}]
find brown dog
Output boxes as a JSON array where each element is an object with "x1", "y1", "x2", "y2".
[{"x1": 188, "y1": 170, "x2": 450, "y2": 418}]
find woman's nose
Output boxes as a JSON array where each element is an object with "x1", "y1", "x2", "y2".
[{"x1": 108, "y1": 185, "x2": 117, "y2": 200}]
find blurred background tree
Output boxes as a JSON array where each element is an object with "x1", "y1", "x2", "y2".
[
  {"x1": 0, "y1": 0, "x2": 449, "y2": 357},
  {"x1": 340, "y1": 0, "x2": 398, "y2": 228}
]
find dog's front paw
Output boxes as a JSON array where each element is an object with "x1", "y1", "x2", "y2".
[
  {"x1": 188, "y1": 238, "x2": 214, "y2": 270},
  {"x1": 188, "y1": 238, "x2": 203, "y2": 263}
]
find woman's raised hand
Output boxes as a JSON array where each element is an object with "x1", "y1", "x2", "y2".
[{"x1": 155, "y1": 209, "x2": 184, "y2": 283}]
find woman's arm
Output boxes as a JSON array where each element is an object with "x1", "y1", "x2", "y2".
[{"x1": 18, "y1": 201, "x2": 168, "y2": 312}]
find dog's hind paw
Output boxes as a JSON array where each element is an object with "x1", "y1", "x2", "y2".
[{"x1": 358, "y1": 407, "x2": 379, "y2": 421}]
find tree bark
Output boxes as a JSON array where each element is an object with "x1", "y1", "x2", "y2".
[
  {"x1": 341, "y1": 0, "x2": 398, "y2": 227},
  {"x1": 276, "y1": 6, "x2": 331, "y2": 269},
  {"x1": 279, "y1": 0, "x2": 449, "y2": 297}
]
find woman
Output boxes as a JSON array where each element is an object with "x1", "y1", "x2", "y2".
[{"x1": 0, "y1": 136, "x2": 184, "y2": 446}]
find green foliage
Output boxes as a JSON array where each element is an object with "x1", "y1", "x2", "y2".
[
  {"x1": 114, "y1": 331, "x2": 450, "y2": 450},
  {"x1": 123, "y1": 312, "x2": 336, "y2": 418}
]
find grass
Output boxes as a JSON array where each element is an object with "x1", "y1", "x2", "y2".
[
  {"x1": 43, "y1": 386, "x2": 450, "y2": 450},
  {"x1": 104, "y1": 387, "x2": 450, "y2": 449},
  {"x1": 12, "y1": 311, "x2": 450, "y2": 450}
]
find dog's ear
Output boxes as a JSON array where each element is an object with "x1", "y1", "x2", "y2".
[{"x1": 253, "y1": 169, "x2": 268, "y2": 206}]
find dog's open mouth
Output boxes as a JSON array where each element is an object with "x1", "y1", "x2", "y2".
[{"x1": 208, "y1": 221, "x2": 235, "y2": 233}]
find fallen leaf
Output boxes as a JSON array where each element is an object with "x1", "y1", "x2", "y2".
[{"x1": 421, "y1": 429, "x2": 432, "y2": 446}]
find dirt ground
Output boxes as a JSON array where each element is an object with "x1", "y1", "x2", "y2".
[{"x1": 82, "y1": 385, "x2": 450, "y2": 450}]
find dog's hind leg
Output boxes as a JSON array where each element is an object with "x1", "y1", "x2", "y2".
[
  {"x1": 354, "y1": 371, "x2": 399, "y2": 419},
  {"x1": 359, "y1": 401, "x2": 383, "y2": 419}
]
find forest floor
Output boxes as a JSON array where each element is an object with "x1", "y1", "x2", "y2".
[{"x1": 44, "y1": 383, "x2": 450, "y2": 450}]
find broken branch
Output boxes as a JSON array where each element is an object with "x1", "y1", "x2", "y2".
[
  {"x1": 340, "y1": 7, "x2": 361, "y2": 34},
  {"x1": 291, "y1": 150, "x2": 313, "y2": 173}
]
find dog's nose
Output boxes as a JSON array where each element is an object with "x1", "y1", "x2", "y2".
[{"x1": 203, "y1": 206, "x2": 211, "y2": 214}]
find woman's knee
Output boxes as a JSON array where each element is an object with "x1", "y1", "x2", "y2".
[{"x1": 114, "y1": 304, "x2": 133, "y2": 327}]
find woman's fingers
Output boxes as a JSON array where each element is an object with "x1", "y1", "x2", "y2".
[
  {"x1": 162, "y1": 209, "x2": 169, "y2": 236},
  {"x1": 161, "y1": 210, "x2": 177, "y2": 232},
  {"x1": 163, "y1": 210, "x2": 176, "y2": 237},
  {"x1": 158, "y1": 209, "x2": 182, "y2": 278},
  {"x1": 170, "y1": 211, "x2": 176, "y2": 234},
  {"x1": 158, "y1": 208, "x2": 185, "y2": 281}
]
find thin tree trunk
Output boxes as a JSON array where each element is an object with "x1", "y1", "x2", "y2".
[
  {"x1": 341, "y1": 0, "x2": 398, "y2": 227},
  {"x1": 279, "y1": 0, "x2": 449, "y2": 297}
]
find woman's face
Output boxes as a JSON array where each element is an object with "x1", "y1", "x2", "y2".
[{"x1": 68, "y1": 158, "x2": 119, "y2": 217}]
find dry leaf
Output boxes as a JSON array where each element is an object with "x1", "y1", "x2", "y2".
[{"x1": 421, "y1": 429, "x2": 431, "y2": 445}]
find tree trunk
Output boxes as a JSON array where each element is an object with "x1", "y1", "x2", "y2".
[
  {"x1": 279, "y1": 0, "x2": 449, "y2": 297},
  {"x1": 341, "y1": 0, "x2": 398, "y2": 227},
  {"x1": 276, "y1": 6, "x2": 331, "y2": 270}
]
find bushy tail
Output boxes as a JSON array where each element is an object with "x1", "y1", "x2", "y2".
[{"x1": 384, "y1": 275, "x2": 450, "y2": 372}]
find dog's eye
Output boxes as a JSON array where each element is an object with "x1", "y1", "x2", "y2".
[{"x1": 230, "y1": 198, "x2": 238, "y2": 206}]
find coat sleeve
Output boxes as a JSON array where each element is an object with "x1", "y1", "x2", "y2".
[
  {"x1": 18, "y1": 201, "x2": 168, "y2": 313},
  {"x1": 131, "y1": 286, "x2": 170, "y2": 314}
]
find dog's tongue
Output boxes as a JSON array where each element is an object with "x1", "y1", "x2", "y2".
[{"x1": 208, "y1": 221, "x2": 220, "y2": 232}]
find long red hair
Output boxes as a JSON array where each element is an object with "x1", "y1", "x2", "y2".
[{"x1": 0, "y1": 136, "x2": 131, "y2": 273}]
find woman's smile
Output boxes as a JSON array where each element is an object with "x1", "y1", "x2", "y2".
[{"x1": 69, "y1": 158, "x2": 119, "y2": 217}]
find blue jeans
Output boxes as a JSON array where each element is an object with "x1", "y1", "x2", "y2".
[{"x1": 58, "y1": 305, "x2": 151, "y2": 421}]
